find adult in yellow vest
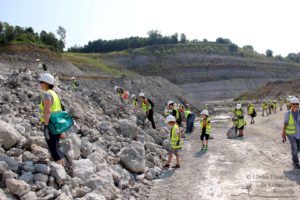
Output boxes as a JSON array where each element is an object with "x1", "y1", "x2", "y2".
[
  {"x1": 262, "y1": 99, "x2": 268, "y2": 116},
  {"x1": 233, "y1": 104, "x2": 246, "y2": 137},
  {"x1": 282, "y1": 97, "x2": 300, "y2": 169},
  {"x1": 167, "y1": 101, "x2": 182, "y2": 127},
  {"x1": 247, "y1": 102, "x2": 256, "y2": 124},
  {"x1": 164, "y1": 115, "x2": 182, "y2": 169},
  {"x1": 179, "y1": 105, "x2": 195, "y2": 134},
  {"x1": 39, "y1": 73, "x2": 64, "y2": 166},
  {"x1": 200, "y1": 110, "x2": 211, "y2": 151},
  {"x1": 139, "y1": 93, "x2": 156, "y2": 129},
  {"x1": 131, "y1": 94, "x2": 139, "y2": 109}
]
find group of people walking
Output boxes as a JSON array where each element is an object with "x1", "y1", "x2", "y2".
[{"x1": 37, "y1": 70, "x2": 300, "y2": 171}]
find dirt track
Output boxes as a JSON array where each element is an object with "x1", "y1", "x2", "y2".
[{"x1": 149, "y1": 107, "x2": 300, "y2": 200}]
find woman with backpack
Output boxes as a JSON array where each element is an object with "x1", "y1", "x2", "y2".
[{"x1": 39, "y1": 73, "x2": 65, "y2": 166}]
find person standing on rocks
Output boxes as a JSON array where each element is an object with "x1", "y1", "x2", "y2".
[
  {"x1": 167, "y1": 101, "x2": 182, "y2": 127},
  {"x1": 39, "y1": 73, "x2": 65, "y2": 166},
  {"x1": 179, "y1": 105, "x2": 195, "y2": 134},
  {"x1": 200, "y1": 110, "x2": 211, "y2": 151},
  {"x1": 139, "y1": 93, "x2": 156, "y2": 129},
  {"x1": 164, "y1": 115, "x2": 182, "y2": 168},
  {"x1": 233, "y1": 103, "x2": 246, "y2": 137},
  {"x1": 282, "y1": 97, "x2": 300, "y2": 169}
]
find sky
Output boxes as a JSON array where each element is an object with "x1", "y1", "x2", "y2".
[{"x1": 1, "y1": 0, "x2": 300, "y2": 56}]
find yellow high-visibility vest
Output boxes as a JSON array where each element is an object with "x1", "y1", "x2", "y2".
[
  {"x1": 170, "y1": 124, "x2": 183, "y2": 149},
  {"x1": 39, "y1": 90, "x2": 62, "y2": 122},
  {"x1": 286, "y1": 112, "x2": 296, "y2": 135}
]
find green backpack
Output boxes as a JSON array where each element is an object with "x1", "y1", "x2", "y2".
[{"x1": 49, "y1": 111, "x2": 74, "y2": 135}]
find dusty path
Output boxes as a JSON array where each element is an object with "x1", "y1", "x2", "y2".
[{"x1": 148, "y1": 107, "x2": 300, "y2": 200}]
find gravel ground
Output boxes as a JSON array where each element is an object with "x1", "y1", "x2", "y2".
[{"x1": 148, "y1": 105, "x2": 300, "y2": 200}]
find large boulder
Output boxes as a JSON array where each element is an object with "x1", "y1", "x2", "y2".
[
  {"x1": 109, "y1": 164, "x2": 132, "y2": 189},
  {"x1": 0, "y1": 120, "x2": 21, "y2": 150},
  {"x1": 72, "y1": 159, "x2": 96, "y2": 180},
  {"x1": 30, "y1": 144, "x2": 50, "y2": 161},
  {"x1": 144, "y1": 129, "x2": 163, "y2": 145},
  {"x1": 34, "y1": 164, "x2": 50, "y2": 175},
  {"x1": 87, "y1": 149, "x2": 108, "y2": 171},
  {"x1": 20, "y1": 191, "x2": 38, "y2": 200},
  {"x1": 60, "y1": 133, "x2": 82, "y2": 161},
  {"x1": 0, "y1": 161, "x2": 9, "y2": 174},
  {"x1": 118, "y1": 119, "x2": 138, "y2": 140},
  {"x1": 0, "y1": 155, "x2": 19, "y2": 172},
  {"x1": 76, "y1": 192, "x2": 106, "y2": 200},
  {"x1": 49, "y1": 162, "x2": 67, "y2": 185},
  {"x1": 85, "y1": 170, "x2": 118, "y2": 198},
  {"x1": 0, "y1": 188, "x2": 18, "y2": 200},
  {"x1": 118, "y1": 142, "x2": 146, "y2": 173},
  {"x1": 6, "y1": 178, "x2": 31, "y2": 196}
]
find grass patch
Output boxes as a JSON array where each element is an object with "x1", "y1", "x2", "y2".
[{"x1": 64, "y1": 52, "x2": 134, "y2": 77}]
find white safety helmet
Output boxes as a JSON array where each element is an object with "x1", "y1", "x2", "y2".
[
  {"x1": 236, "y1": 104, "x2": 242, "y2": 109},
  {"x1": 201, "y1": 110, "x2": 209, "y2": 116},
  {"x1": 165, "y1": 115, "x2": 176, "y2": 123},
  {"x1": 131, "y1": 94, "x2": 135, "y2": 98},
  {"x1": 114, "y1": 86, "x2": 119, "y2": 91},
  {"x1": 139, "y1": 93, "x2": 145, "y2": 97},
  {"x1": 71, "y1": 76, "x2": 75, "y2": 80},
  {"x1": 167, "y1": 100, "x2": 174, "y2": 106},
  {"x1": 36, "y1": 58, "x2": 40, "y2": 62},
  {"x1": 290, "y1": 98, "x2": 300, "y2": 104},
  {"x1": 39, "y1": 73, "x2": 55, "y2": 85}
]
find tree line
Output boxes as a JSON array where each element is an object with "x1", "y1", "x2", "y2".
[
  {"x1": 68, "y1": 30, "x2": 189, "y2": 53},
  {"x1": 0, "y1": 21, "x2": 66, "y2": 52}
]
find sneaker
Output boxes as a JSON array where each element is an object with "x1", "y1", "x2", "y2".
[
  {"x1": 163, "y1": 164, "x2": 170, "y2": 169},
  {"x1": 238, "y1": 134, "x2": 244, "y2": 137},
  {"x1": 204, "y1": 146, "x2": 208, "y2": 151},
  {"x1": 294, "y1": 164, "x2": 300, "y2": 169},
  {"x1": 172, "y1": 164, "x2": 180, "y2": 168},
  {"x1": 201, "y1": 145, "x2": 205, "y2": 151}
]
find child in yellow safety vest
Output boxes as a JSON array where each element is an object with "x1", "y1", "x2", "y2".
[
  {"x1": 164, "y1": 115, "x2": 183, "y2": 169},
  {"x1": 247, "y1": 102, "x2": 256, "y2": 124},
  {"x1": 262, "y1": 100, "x2": 269, "y2": 116},
  {"x1": 200, "y1": 110, "x2": 211, "y2": 151}
]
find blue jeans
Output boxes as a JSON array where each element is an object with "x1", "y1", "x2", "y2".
[
  {"x1": 186, "y1": 113, "x2": 195, "y2": 133},
  {"x1": 287, "y1": 134, "x2": 300, "y2": 165}
]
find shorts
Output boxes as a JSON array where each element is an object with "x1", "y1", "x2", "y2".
[
  {"x1": 238, "y1": 125, "x2": 244, "y2": 130},
  {"x1": 168, "y1": 148, "x2": 180, "y2": 156}
]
